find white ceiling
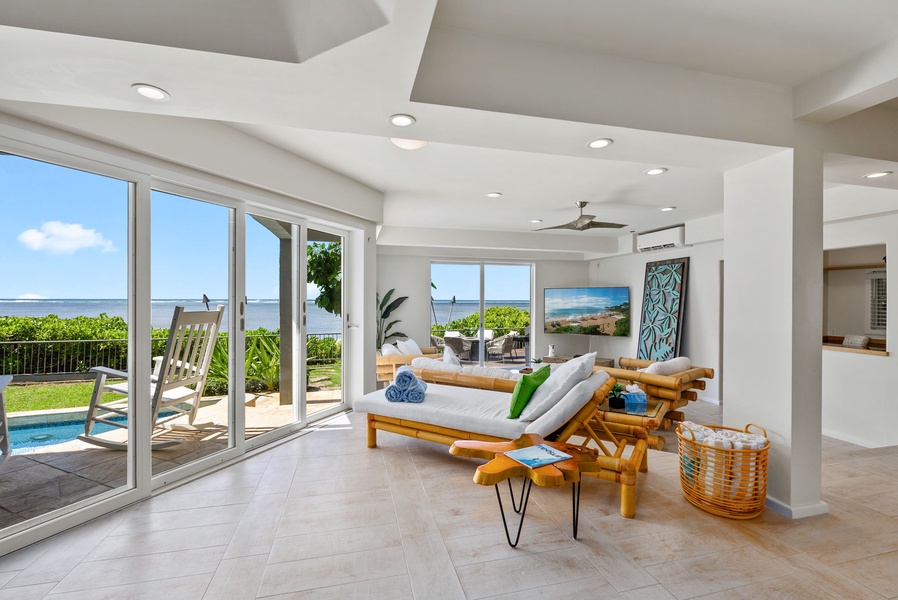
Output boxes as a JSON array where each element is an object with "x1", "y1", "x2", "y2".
[
  {"x1": 0, "y1": 0, "x2": 897, "y2": 256},
  {"x1": 433, "y1": 0, "x2": 898, "y2": 87}
]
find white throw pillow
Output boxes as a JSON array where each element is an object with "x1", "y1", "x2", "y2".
[
  {"x1": 643, "y1": 356, "x2": 691, "y2": 375},
  {"x1": 519, "y1": 352, "x2": 596, "y2": 422},
  {"x1": 380, "y1": 343, "x2": 401, "y2": 356},
  {"x1": 526, "y1": 371, "x2": 609, "y2": 436},
  {"x1": 397, "y1": 339, "x2": 423, "y2": 355},
  {"x1": 410, "y1": 357, "x2": 463, "y2": 373},
  {"x1": 443, "y1": 345, "x2": 462, "y2": 366}
]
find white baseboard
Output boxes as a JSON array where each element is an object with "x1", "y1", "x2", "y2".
[
  {"x1": 821, "y1": 428, "x2": 882, "y2": 449},
  {"x1": 765, "y1": 496, "x2": 829, "y2": 519}
]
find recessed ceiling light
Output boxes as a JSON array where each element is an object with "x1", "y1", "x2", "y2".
[
  {"x1": 389, "y1": 114, "x2": 416, "y2": 127},
  {"x1": 587, "y1": 138, "x2": 613, "y2": 149},
  {"x1": 864, "y1": 171, "x2": 893, "y2": 179},
  {"x1": 131, "y1": 83, "x2": 170, "y2": 101},
  {"x1": 486, "y1": 192, "x2": 502, "y2": 198},
  {"x1": 531, "y1": 219, "x2": 542, "y2": 224},
  {"x1": 660, "y1": 206, "x2": 676, "y2": 212},
  {"x1": 645, "y1": 168, "x2": 668, "y2": 176},
  {"x1": 389, "y1": 138, "x2": 428, "y2": 150}
]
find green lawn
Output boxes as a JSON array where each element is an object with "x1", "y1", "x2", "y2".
[
  {"x1": 308, "y1": 363, "x2": 341, "y2": 389},
  {"x1": 5, "y1": 381, "x2": 99, "y2": 413},
  {"x1": 6, "y1": 364, "x2": 342, "y2": 413}
]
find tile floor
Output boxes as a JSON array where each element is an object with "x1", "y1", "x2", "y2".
[{"x1": 1, "y1": 402, "x2": 897, "y2": 599}]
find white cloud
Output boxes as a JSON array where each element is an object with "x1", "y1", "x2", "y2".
[
  {"x1": 18, "y1": 221, "x2": 116, "y2": 254},
  {"x1": 17, "y1": 293, "x2": 46, "y2": 299}
]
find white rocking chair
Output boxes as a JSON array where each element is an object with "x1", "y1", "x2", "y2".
[{"x1": 78, "y1": 305, "x2": 224, "y2": 450}]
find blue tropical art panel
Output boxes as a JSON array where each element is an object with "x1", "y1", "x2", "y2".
[{"x1": 637, "y1": 257, "x2": 690, "y2": 361}]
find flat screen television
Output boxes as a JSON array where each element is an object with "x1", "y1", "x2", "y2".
[{"x1": 544, "y1": 286, "x2": 630, "y2": 336}]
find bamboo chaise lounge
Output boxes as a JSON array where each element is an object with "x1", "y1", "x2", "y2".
[
  {"x1": 353, "y1": 367, "x2": 649, "y2": 518},
  {"x1": 375, "y1": 347, "x2": 440, "y2": 385}
]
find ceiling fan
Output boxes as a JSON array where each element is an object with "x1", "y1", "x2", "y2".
[{"x1": 535, "y1": 201, "x2": 627, "y2": 231}]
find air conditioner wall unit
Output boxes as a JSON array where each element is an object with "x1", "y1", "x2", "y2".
[{"x1": 636, "y1": 226, "x2": 685, "y2": 252}]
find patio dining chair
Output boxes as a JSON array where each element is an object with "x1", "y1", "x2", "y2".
[
  {"x1": 486, "y1": 333, "x2": 517, "y2": 362},
  {"x1": 78, "y1": 305, "x2": 224, "y2": 450},
  {"x1": 443, "y1": 335, "x2": 472, "y2": 362}
]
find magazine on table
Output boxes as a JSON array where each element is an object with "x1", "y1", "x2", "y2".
[{"x1": 504, "y1": 444, "x2": 572, "y2": 468}]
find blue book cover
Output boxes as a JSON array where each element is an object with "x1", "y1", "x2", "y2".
[{"x1": 504, "y1": 444, "x2": 572, "y2": 468}]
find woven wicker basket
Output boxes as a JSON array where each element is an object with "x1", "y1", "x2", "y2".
[{"x1": 677, "y1": 423, "x2": 769, "y2": 519}]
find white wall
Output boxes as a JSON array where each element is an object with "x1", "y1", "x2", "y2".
[
  {"x1": 534, "y1": 261, "x2": 592, "y2": 359},
  {"x1": 823, "y1": 212, "x2": 898, "y2": 447},
  {"x1": 587, "y1": 241, "x2": 722, "y2": 403},
  {"x1": 375, "y1": 253, "x2": 434, "y2": 348},
  {"x1": 824, "y1": 269, "x2": 868, "y2": 336}
]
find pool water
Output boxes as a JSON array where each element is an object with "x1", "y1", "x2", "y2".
[
  {"x1": 10, "y1": 417, "x2": 124, "y2": 454},
  {"x1": 9, "y1": 410, "x2": 175, "y2": 454}
]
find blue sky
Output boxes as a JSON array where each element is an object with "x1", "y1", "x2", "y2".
[
  {"x1": 0, "y1": 154, "x2": 325, "y2": 300},
  {"x1": 0, "y1": 155, "x2": 129, "y2": 299},
  {"x1": 431, "y1": 263, "x2": 530, "y2": 301}
]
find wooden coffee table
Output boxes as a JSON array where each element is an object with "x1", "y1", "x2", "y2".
[{"x1": 450, "y1": 433, "x2": 602, "y2": 547}]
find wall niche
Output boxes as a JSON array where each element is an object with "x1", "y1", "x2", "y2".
[{"x1": 824, "y1": 244, "x2": 886, "y2": 352}]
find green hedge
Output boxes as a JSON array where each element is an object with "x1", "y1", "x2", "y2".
[
  {"x1": 0, "y1": 315, "x2": 341, "y2": 379},
  {"x1": 431, "y1": 306, "x2": 530, "y2": 337}
]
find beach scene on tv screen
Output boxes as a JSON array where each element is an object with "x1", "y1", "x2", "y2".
[{"x1": 544, "y1": 287, "x2": 630, "y2": 336}]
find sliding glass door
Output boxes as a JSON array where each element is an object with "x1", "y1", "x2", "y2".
[
  {"x1": 431, "y1": 263, "x2": 531, "y2": 366},
  {"x1": 0, "y1": 153, "x2": 135, "y2": 530},
  {"x1": 0, "y1": 141, "x2": 357, "y2": 550},
  {"x1": 244, "y1": 212, "x2": 303, "y2": 443},
  {"x1": 306, "y1": 228, "x2": 345, "y2": 418},
  {"x1": 150, "y1": 190, "x2": 236, "y2": 477}
]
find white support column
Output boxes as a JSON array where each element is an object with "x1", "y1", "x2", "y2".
[{"x1": 723, "y1": 148, "x2": 828, "y2": 518}]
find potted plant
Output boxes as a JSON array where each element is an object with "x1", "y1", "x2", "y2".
[
  {"x1": 376, "y1": 288, "x2": 408, "y2": 348},
  {"x1": 608, "y1": 382, "x2": 626, "y2": 410}
]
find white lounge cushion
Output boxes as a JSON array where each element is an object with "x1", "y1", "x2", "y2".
[
  {"x1": 380, "y1": 343, "x2": 401, "y2": 356},
  {"x1": 443, "y1": 345, "x2": 462, "y2": 366},
  {"x1": 643, "y1": 356, "x2": 691, "y2": 375},
  {"x1": 411, "y1": 357, "x2": 463, "y2": 373},
  {"x1": 461, "y1": 366, "x2": 522, "y2": 380},
  {"x1": 526, "y1": 370, "x2": 609, "y2": 438},
  {"x1": 397, "y1": 339, "x2": 423, "y2": 355},
  {"x1": 519, "y1": 352, "x2": 596, "y2": 422},
  {"x1": 354, "y1": 384, "x2": 527, "y2": 440}
]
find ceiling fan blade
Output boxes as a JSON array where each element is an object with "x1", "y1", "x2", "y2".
[
  {"x1": 535, "y1": 222, "x2": 578, "y2": 231},
  {"x1": 572, "y1": 215, "x2": 596, "y2": 228},
  {"x1": 583, "y1": 220, "x2": 628, "y2": 229}
]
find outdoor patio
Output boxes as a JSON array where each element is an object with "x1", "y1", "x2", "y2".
[{"x1": 0, "y1": 390, "x2": 342, "y2": 530}]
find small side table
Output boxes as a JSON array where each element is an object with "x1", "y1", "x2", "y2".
[{"x1": 450, "y1": 433, "x2": 599, "y2": 547}]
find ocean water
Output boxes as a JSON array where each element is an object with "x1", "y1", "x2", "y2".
[{"x1": 0, "y1": 299, "x2": 343, "y2": 335}]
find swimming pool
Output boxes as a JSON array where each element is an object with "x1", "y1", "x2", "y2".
[
  {"x1": 9, "y1": 416, "x2": 124, "y2": 454},
  {"x1": 9, "y1": 410, "x2": 175, "y2": 454}
]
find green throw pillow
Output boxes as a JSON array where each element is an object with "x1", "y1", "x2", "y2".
[{"x1": 508, "y1": 366, "x2": 551, "y2": 419}]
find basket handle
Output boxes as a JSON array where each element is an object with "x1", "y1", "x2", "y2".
[
  {"x1": 679, "y1": 422, "x2": 697, "y2": 441},
  {"x1": 744, "y1": 423, "x2": 767, "y2": 438}
]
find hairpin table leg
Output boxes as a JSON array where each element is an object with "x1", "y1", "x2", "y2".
[
  {"x1": 571, "y1": 480, "x2": 581, "y2": 539},
  {"x1": 507, "y1": 477, "x2": 529, "y2": 513},
  {"x1": 495, "y1": 479, "x2": 533, "y2": 548}
]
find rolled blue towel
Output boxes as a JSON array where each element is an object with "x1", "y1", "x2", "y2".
[
  {"x1": 393, "y1": 365, "x2": 418, "y2": 390},
  {"x1": 404, "y1": 380, "x2": 426, "y2": 403},
  {"x1": 385, "y1": 384, "x2": 404, "y2": 402}
]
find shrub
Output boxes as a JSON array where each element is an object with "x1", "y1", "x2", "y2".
[{"x1": 431, "y1": 306, "x2": 530, "y2": 337}]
